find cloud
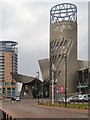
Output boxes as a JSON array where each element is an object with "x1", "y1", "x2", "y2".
[{"x1": 0, "y1": 1, "x2": 88, "y2": 77}]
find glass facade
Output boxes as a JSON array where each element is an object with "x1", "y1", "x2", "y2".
[{"x1": 77, "y1": 68, "x2": 89, "y2": 94}]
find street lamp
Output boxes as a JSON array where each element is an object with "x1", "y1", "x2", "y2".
[
  {"x1": 37, "y1": 71, "x2": 39, "y2": 80},
  {"x1": 36, "y1": 71, "x2": 40, "y2": 105},
  {"x1": 52, "y1": 64, "x2": 54, "y2": 104},
  {"x1": 41, "y1": 70, "x2": 43, "y2": 103},
  {"x1": 52, "y1": 63, "x2": 57, "y2": 104},
  {"x1": 63, "y1": 54, "x2": 67, "y2": 108}
]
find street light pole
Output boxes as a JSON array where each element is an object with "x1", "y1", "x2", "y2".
[
  {"x1": 37, "y1": 71, "x2": 39, "y2": 80},
  {"x1": 64, "y1": 55, "x2": 67, "y2": 108},
  {"x1": 52, "y1": 63, "x2": 54, "y2": 104},
  {"x1": 41, "y1": 70, "x2": 43, "y2": 103},
  {"x1": 37, "y1": 71, "x2": 40, "y2": 105}
]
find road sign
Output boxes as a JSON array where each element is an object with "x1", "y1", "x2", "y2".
[{"x1": 51, "y1": 87, "x2": 63, "y2": 93}]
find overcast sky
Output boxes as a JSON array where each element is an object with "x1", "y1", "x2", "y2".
[{"x1": 0, "y1": 0, "x2": 88, "y2": 79}]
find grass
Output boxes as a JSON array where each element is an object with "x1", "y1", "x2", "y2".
[{"x1": 39, "y1": 102, "x2": 89, "y2": 110}]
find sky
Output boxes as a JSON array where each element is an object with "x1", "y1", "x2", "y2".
[{"x1": 0, "y1": 0, "x2": 88, "y2": 81}]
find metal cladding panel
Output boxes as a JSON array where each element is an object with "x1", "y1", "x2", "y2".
[
  {"x1": 38, "y1": 59, "x2": 50, "y2": 80},
  {"x1": 11, "y1": 73, "x2": 35, "y2": 84}
]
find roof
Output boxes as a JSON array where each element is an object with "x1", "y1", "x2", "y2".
[
  {"x1": 11, "y1": 73, "x2": 36, "y2": 84},
  {"x1": 0, "y1": 41, "x2": 18, "y2": 46},
  {"x1": 78, "y1": 67, "x2": 89, "y2": 71},
  {"x1": 78, "y1": 60, "x2": 90, "y2": 70},
  {"x1": 38, "y1": 58, "x2": 50, "y2": 80}
]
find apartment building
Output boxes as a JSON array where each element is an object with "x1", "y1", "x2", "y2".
[{"x1": 0, "y1": 41, "x2": 18, "y2": 98}]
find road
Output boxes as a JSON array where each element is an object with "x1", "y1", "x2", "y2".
[{"x1": 0, "y1": 100, "x2": 88, "y2": 119}]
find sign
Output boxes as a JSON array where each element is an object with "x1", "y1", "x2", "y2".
[
  {"x1": 59, "y1": 87, "x2": 63, "y2": 93},
  {"x1": 51, "y1": 87, "x2": 63, "y2": 93}
]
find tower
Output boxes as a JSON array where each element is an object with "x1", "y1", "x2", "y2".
[
  {"x1": 50, "y1": 3, "x2": 78, "y2": 98},
  {"x1": 0, "y1": 41, "x2": 18, "y2": 99}
]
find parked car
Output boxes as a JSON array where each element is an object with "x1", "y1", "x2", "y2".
[
  {"x1": 68, "y1": 95, "x2": 82, "y2": 102},
  {"x1": 59, "y1": 98, "x2": 70, "y2": 103},
  {"x1": 11, "y1": 97, "x2": 16, "y2": 101},
  {"x1": 78, "y1": 94, "x2": 90, "y2": 102},
  {"x1": 16, "y1": 97, "x2": 20, "y2": 101},
  {"x1": 68, "y1": 96, "x2": 74, "y2": 102},
  {"x1": 11, "y1": 96, "x2": 20, "y2": 101}
]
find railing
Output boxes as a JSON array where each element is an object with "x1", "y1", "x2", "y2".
[{"x1": 0, "y1": 109, "x2": 16, "y2": 120}]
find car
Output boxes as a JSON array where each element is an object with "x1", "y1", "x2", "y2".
[
  {"x1": 69, "y1": 95, "x2": 82, "y2": 102},
  {"x1": 16, "y1": 97, "x2": 20, "y2": 101},
  {"x1": 81, "y1": 94, "x2": 90, "y2": 102},
  {"x1": 75, "y1": 95, "x2": 83, "y2": 102},
  {"x1": 59, "y1": 98, "x2": 70, "y2": 103},
  {"x1": 68, "y1": 96, "x2": 74, "y2": 102},
  {"x1": 11, "y1": 96, "x2": 20, "y2": 101},
  {"x1": 11, "y1": 97, "x2": 16, "y2": 101},
  {"x1": 73, "y1": 95, "x2": 79, "y2": 102}
]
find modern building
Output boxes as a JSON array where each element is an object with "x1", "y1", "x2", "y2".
[
  {"x1": 38, "y1": 59, "x2": 50, "y2": 98},
  {"x1": 38, "y1": 59, "x2": 50, "y2": 81},
  {"x1": 0, "y1": 41, "x2": 18, "y2": 99},
  {"x1": 50, "y1": 3, "x2": 78, "y2": 98},
  {"x1": 77, "y1": 60, "x2": 89, "y2": 94},
  {"x1": 11, "y1": 73, "x2": 42, "y2": 99},
  {"x1": 38, "y1": 3, "x2": 89, "y2": 99}
]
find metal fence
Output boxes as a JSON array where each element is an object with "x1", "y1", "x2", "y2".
[{"x1": 0, "y1": 109, "x2": 16, "y2": 120}]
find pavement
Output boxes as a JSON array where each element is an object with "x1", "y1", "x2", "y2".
[{"x1": 0, "y1": 99, "x2": 89, "y2": 119}]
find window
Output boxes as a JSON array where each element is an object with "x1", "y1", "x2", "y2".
[
  {"x1": 0, "y1": 88, "x2": 1, "y2": 94},
  {"x1": 3, "y1": 88, "x2": 5, "y2": 96},
  {"x1": 12, "y1": 88, "x2": 15, "y2": 97},
  {"x1": 12, "y1": 82, "x2": 16, "y2": 85},
  {"x1": 7, "y1": 88, "x2": 11, "y2": 97}
]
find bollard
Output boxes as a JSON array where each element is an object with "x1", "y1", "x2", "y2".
[
  {"x1": 59, "y1": 105, "x2": 61, "y2": 107},
  {"x1": 7, "y1": 114, "x2": 9, "y2": 120},
  {"x1": 38, "y1": 97, "x2": 39, "y2": 105},
  {"x1": 73, "y1": 106, "x2": 75, "y2": 108},
  {"x1": 4, "y1": 112, "x2": 6, "y2": 120},
  {"x1": 3, "y1": 111, "x2": 6, "y2": 120},
  {"x1": 2, "y1": 111, "x2": 4, "y2": 119},
  {"x1": 85, "y1": 107, "x2": 88, "y2": 109},
  {"x1": 10, "y1": 116, "x2": 12, "y2": 120},
  {"x1": 79, "y1": 106, "x2": 80, "y2": 109}
]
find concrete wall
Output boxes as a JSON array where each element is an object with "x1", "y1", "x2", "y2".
[{"x1": 50, "y1": 21, "x2": 78, "y2": 99}]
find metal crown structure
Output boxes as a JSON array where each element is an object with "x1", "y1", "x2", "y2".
[{"x1": 50, "y1": 3, "x2": 77, "y2": 24}]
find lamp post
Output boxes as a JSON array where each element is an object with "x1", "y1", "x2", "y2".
[
  {"x1": 52, "y1": 64, "x2": 54, "y2": 104},
  {"x1": 37, "y1": 71, "x2": 39, "y2": 80},
  {"x1": 51, "y1": 63, "x2": 57, "y2": 104},
  {"x1": 37, "y1": 71, "x2": 40, "y2": 105},
  {"x1": 63, "y1": 54, "x2": 67, "y2": 108},
  {"x1": 41, "y1": 70, "x2": 43, "y2": 103}
]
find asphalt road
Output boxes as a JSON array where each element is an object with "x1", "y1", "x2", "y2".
[{"x1": 0, "y1": 100, "x2": 88, "y2": 119}]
